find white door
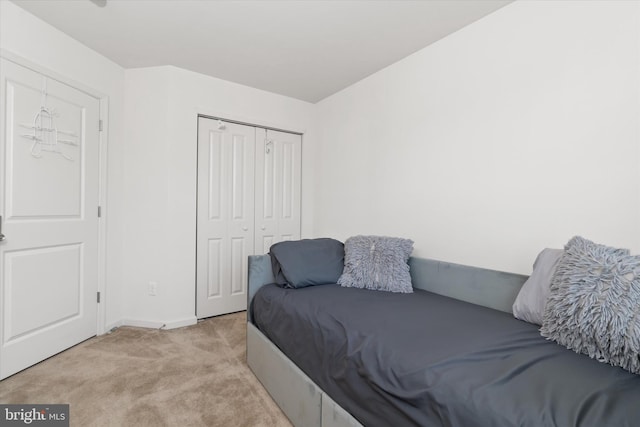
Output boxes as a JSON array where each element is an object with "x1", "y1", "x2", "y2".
[
  {"x1": 197, "y1": 118, "x2": 255, "y2": 318},
  {"x1": 254, "y1": 129, "x2": 302, "y2": 254},
  {"x1": 0, "y1": 59, "x2": 100, "y2": 379}
]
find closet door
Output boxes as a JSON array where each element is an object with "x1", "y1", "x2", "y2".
[
  {"x1": 254, "y1": 129, "x2": 302, "y2": 254},
  {"x1": 196, "y1": 118, "x2": 255, "y2": 318}
]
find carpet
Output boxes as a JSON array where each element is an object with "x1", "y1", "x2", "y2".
[{"x1": 0, "y1": 312, "x2": 291, "y2": 427}]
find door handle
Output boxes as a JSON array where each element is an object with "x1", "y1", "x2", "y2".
[
  {"x1": 242, "y1": 226, "x2": 248, "y2": 231},
  {"x1": 260, "y1": 225, "x2": 266, "y2": 231},
  {"x1": 0, "y1": 215, "x2": 5, "y2": 242}
]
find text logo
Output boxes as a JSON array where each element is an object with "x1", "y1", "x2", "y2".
[{"x1": 1, "y1": 405, "x2": 69, "y2": 426}]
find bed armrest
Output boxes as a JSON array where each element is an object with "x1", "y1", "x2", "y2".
[{"x1": 247, "y1": 255, "x2": 276, "y2": 323}]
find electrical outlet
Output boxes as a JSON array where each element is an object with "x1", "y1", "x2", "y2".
[{"x1": 148, "y1": 281, "x2": 158, "y2": 296}]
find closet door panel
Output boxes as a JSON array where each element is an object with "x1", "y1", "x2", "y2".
[
  {"x1": 197, "y1": 118, "x2": 254, "y2": 318},
  {"x1": 255, "y1": 128, "x2": 277, "y2": 254},
  {"x1": 255, "y1": 129, "x2": 301, "y2": 254}
]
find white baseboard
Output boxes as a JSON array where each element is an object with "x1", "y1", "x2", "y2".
[
  {"x1": 119, "y1": 316, "x2": 197, "y2": 330},
  {"x1": 164, "y1": 317, "x2": 198, "y2": 329},
  {"x1": 104, "y1": 319, "x2": 124, "y2": 333}
]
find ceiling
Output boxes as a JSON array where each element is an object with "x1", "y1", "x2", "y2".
[{"x1": 12, "y1": 0, "x2": 512, "y2": 103}]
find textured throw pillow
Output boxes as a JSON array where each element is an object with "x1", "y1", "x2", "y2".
[
  {"x1": 512, "y1": 248, "x2": 564, "y2": 325},
  {"x1": 338, "y1": 235, "x2": 414, "y2": 293},
  {"x1": 269, "y1": 238, "x2": 344, "y2": 289},
  {"x1": 540, "y1": 236, "x2": 640, "y2": 374}
]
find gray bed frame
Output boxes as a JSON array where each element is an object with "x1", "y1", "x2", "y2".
[{"x1": 246, "y1": 255, "x2": 529, "y2": 427}]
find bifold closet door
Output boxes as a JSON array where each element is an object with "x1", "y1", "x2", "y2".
[
  {"x1": 254, "y1": 129, "x2": 302, "y2": 254},
  {"x1": 196, "y1": 118, "x2": 301, "y2": 318},
  {"x1": 196, "y1": 118, "x2": 255, "y2": 318}
]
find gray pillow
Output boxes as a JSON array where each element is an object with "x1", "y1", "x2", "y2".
[
  {"x1": 338, "y1": 235, "x2": 414, "y2": 293},
  {"x1": 540, "y1": 236, "x2": 640, "y2": 374},
  {"x1": 269, "y1": 238, "x2": 344, "y2": 288},
  {"x1": 512, "y1": 248, "x2": 564, "y2": 325}
]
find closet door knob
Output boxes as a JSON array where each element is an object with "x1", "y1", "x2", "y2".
[
  {"x1": 242, "y1": 226, "x2": 248, "y2": 231},
  {"x1": 260, "y1": 225, "x2": 266, "y2": 231}
]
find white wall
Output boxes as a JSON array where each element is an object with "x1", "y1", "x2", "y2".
[
  {"x1": 122, "y1": 66, "x2": 315, "y2": 326},
  {"x1": 0, "y1": 1, "x2": 126, "y2": 330},
  {"x1": 314, "y1": 0, "x2": 640, "y2": 274},
  {"x1": 5, "y1": 0, "x2": 639, "y2": 326}
]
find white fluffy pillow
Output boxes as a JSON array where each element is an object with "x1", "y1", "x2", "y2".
[
  {"x1": 540, "y1": 236, "x2": 639, "y2": 374},
  {"x1": 338, "y1": 235, "x2": 414, "y2": 293}
]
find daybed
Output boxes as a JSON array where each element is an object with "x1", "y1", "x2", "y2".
[{"x1": 246, "y1": 254, "x2": 640, "y2": 427}]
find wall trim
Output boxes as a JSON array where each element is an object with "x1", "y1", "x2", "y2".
[
  {"x1": 105, "y1": 319, "x2": 123, "y2": 333},
  {"x1": 121, "y1": 316, "x2": 198, "y2": 330}
]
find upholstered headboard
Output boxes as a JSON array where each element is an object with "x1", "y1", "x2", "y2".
[{"x1": 247, "y1": 255, "x2": 528, "y2": 322}]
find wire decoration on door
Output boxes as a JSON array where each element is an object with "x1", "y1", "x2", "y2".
[{"x1": 19, "y1": 79, "x2": 79, "y2": 161}]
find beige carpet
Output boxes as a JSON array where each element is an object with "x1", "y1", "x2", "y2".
[{"x1": 0, "y1": 312, "x2": 291, "y2": 427}]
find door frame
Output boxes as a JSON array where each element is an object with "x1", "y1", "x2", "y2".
[
  {"x1": 198, "y1": 113, "x2": 304, "y2": 137},
  {"x1": 0, "y1": 49, "x2": 110, "y2": 335}
]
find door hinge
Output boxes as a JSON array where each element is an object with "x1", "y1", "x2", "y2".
[
  {"x1": 99, "y1": 119, "x2": 103, "y2": 132},
  {"x1": 98, "y1": 206, "x2": 102, "y2": 217},
  {"x1": 97, "y1": 292, "x2": 101, "y2": 303}
]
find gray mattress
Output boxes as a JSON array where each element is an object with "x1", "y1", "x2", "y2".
[{"x1": 251, "y1": 284, "x2": 640, "y2": 427}]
